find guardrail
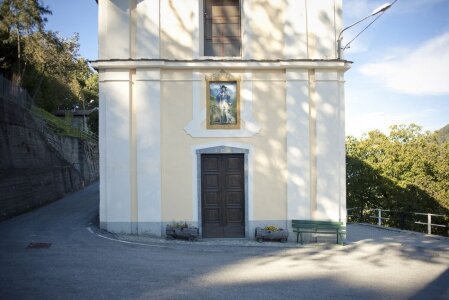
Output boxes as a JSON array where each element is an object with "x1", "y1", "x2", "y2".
[
  {"x1": 348, "y1": 208, "x2": 449, "y2": 236},
  {"x1": 414, "y1": 212, "x2": 447, "y2": 235}
]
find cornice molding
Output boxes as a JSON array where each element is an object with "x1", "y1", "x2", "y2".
[{"x1": 90, "y1": 58, "x2": 352, "y2": 71}]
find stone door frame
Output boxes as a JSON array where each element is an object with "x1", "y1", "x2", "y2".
[{"x1": 194, "y1": 143, "x2": 251, "y2": 238}]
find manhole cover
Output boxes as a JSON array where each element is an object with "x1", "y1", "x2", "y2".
[{"x1": 26, "y1": 242, "x2": 52, "y2": 249}]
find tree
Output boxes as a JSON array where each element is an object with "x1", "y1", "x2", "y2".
[
  {"x1": 346, "y1": 125, "x2": 449, "y2": 214},
  {"x1": 1, "y1": 1, "x2": 99, "y2": 119},
  {"x1": 0, "y1": 0, "x2": 51, "y2": 81}
]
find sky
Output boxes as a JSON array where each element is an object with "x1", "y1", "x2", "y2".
[
  {"x1": 343, "y1": 0, "x2": 449, "y2": 136},
  {"x1": 41, "y1": 0, "x2": 449, "y2": 137}
]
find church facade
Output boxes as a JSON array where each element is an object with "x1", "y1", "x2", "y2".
[{"x1": 92, "y1": 0, "x2": 350, "y2": 239}]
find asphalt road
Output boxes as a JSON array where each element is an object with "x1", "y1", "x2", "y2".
[{"x1": 1, "y1": 182, "x2": 449, "y2": 300}]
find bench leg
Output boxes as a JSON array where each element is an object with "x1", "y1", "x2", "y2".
[
  {"x1": 337, "y1": 231, "x2": 344, "y2": 245},
  {"x1": 299, "y1": 233, "x2": 303, "y2": 245}
]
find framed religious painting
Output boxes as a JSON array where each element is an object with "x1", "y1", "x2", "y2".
[{"x1": 206, "y1": 72, "x2": 240, "y2": 129}]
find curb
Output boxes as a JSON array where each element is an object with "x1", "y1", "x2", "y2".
[{"x1": 86, "y1": 223, "x2": 348, "y2": 250}]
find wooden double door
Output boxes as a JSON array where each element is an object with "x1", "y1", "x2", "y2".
[{"x1": 201, "y1": 154, "x2": 245, "y2": 238}]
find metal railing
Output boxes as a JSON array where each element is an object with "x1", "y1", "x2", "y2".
[
  {"x1": 348, "y1": 208, "x2": 449, "y2": 236},
  {"x1": 413, "y1": 212, "x2": 447, "y2": 235}
]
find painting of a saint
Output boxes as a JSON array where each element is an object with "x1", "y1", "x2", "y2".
[{"x1": 207, "y1": 81, "x2": 240, "y2": 129}]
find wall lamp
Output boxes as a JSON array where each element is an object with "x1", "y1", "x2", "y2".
[{"x1": 337, "y1": 3, "x2": 392, "y2": 59}]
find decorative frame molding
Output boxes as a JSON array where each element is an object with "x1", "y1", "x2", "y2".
[{"x1": 184, "y1": 70, "x2": 261, "y2": 138}]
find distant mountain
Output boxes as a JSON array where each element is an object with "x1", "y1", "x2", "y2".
[{"x1": 437, "y1": 124, "x2": 449, "y2": 143}]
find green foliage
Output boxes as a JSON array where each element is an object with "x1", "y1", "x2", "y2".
[
  {"x1": 263, "y1": 225, "x2": 281, "y2": 231},
  {"x1": 346, "y1": 124, "x2": 449, "y2": 215},
  {"x1": 84, "y1": 73, "x2": 99, "y2": 135},
  {"x1": 171, "y1": 221, "x2": 189, "y2": 229},
  {"x1": 0, "y1": 0, "x2": 51, "y2": 77},
  {"x1": 0, "y1": 0, "x2": 51, "y2": 35},
  {"x1": 31, "y1": 106, "x2": 97, "y2": 142},
  {"x1": 0, "y1": 0, "x2": 98, "y2": 129}
]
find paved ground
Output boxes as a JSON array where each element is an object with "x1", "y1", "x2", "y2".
[{"x1": 1, "y1": 182, "x2": 449, "y2": 300}]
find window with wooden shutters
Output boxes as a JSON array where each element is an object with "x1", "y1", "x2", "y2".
[{"x1": 204, "y1": 0, "x2": 241, "y2": 57}]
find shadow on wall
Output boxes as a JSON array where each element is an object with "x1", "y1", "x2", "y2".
[
  {"x1": 101, "y1": 1, "x2": 342, "y2": 60},
  {"x1": 161, "y1": 0, "x2": 198, "y2": 59},
  {"x1": 247, "y1": 0, "x2": 284, "y2": 59},
  {"x1": 158, "y1": 0, "x2": 338, "y2": 60},
  {"x1": 347, "y1": 156, "x2": 449, "y2": 236}
]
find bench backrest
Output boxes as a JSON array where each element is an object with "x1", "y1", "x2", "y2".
[{"x1": 292, "y1": 220, "x2": 344, "y2": 230}]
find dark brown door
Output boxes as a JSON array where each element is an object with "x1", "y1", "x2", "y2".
[{"x1": 201, "y1": 154, "x2": 245, "y2": 238}]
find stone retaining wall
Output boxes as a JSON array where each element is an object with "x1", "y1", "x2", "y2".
[{"x1": 0, "y1": 96, "x2": 99, "y2": 221}]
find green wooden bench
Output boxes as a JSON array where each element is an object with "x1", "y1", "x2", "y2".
[{"x1": 292, "y1": 220, "x2": 346, "y2": 245}]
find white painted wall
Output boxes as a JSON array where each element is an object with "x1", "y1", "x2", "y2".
[
  {"x1": 135, "y1": 69, "x2": 162, "y2": 235},
  {"x1": 315, "y1": 70, "x2": 344, "y2": 221},
  {"x1": 99, "y1": 70, "x2": 132, "y2": 233},
  {"x1": 135, "y1": 0, "x2": 160, "y2": 59},
  {"x1": 284, "y1": 0, "x2": 308, "y2": 58},
  {"x1": 306, "y1": 0, "x2": 339, "y2": 59},
  {"x1": 286, "y1": 69, "x2": 311, "y2": 221},
  {"x1": 98, "y1": 0, "x2": 131, "y2": 59}
]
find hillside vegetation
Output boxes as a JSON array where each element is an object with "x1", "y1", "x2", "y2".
[
  {"x1": 0, "y1": 0, "x2": 98, "y2": 133},
  {"x1": 347, "y1": 124, "x2": 449, "y2": 215}
]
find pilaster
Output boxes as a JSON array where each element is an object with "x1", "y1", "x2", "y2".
[
  {"x1": 286, "y1": 69, "x2": 311, "y2": 222},
  {"x1": 135, "y1": 68, "x2": 162, "y2": 235},
  {"x1": 99, "y1": 70, "x2": 132, "y2": 233}
]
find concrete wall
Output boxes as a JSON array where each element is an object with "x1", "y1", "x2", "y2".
[
  {"x1": 42, "y1": 129, "x2": 99, "y2": 184},
  {"x1": 98, "y1": 0, "x2": 342, "y2": 60},
  {"x1": 0, "y1": 96, "x2": 99, "y2": 221}
]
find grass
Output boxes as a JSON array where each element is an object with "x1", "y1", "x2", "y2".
[{"x1": 31, "y1": 106, "x2": 97, "y2": 142}]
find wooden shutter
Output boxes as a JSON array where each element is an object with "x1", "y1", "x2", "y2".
[{"x1": 204, "y1": 0, "x2": 241, "y2": 57}]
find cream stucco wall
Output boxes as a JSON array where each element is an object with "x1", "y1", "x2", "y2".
[
  {"x1": 250, "y1": 77, "x2": 286, "y2": 220},
  {"x1": 160, "y1": 70, "x2": 287, "y2": 223},
  {"x1": 160, "y1": 74, "x2": 194, "y2": 221},
  {"x1": 95, "y1": 0, "x2": 349, "y2": 237},
  {"x1": 98, "y1": 0, "x2": 343, "y2": 60}
]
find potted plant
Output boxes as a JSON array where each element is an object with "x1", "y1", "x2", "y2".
[
  {"x1": 166, "y1": 221, "x2": 199, "y2": 241},
  {"x1": 255, "y1": 225, "x2": 289, "y2": 242}
]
